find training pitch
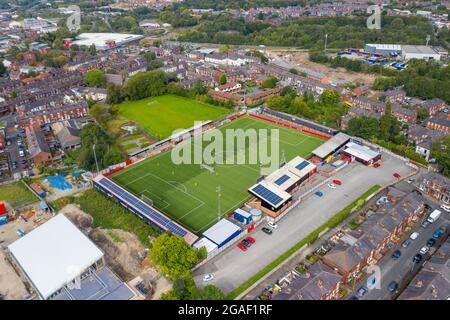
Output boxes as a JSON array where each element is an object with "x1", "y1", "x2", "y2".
[
  {"x1": 111, "y1": 116, "x2": 325, "y2": 234},
  {"x1": 118, "y1": 95, "x2": 231, "y2": 139}
]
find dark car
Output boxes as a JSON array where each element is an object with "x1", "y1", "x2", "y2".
[
  {"x1": 391, "y1": 250, "x2": 402, "y2": 260},
  {"x1": 424, "y1": 203, "x2": 432, "y2": 211},
  {"x1": 413, "y1": 254, "x2": 423, "y2": 263},
  {"x1": 387, "y1": 281, "x2": 399, "y2": 292},
  {"x1": 433, "y1": 226, "x2": 446, "y2": 239},
  {"x1": 357, "y1": 286, "x2": 368, "y2": 297},
  {"x1": 412, "y1": 189, "x2": 422, "y2": 196},
  {"x1": 426, "y1": 238, "x2": 436, "y2": 247},
  {"x1": 262, "y1": 227, "x2": 272, "y2": 235},
  {"x1": 242, "y1": 239, "x2": 251, "y2": 248}
]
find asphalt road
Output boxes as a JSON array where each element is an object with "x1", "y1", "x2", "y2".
[
  {"x1": 351, "y1": 179, "x2": 450, "y2": 300},
  {"x1": 4, "y1": 118, "x2": 30, "y2": 175},
  {"x1": 193, "y1": 152, "x2": 415, "y2": 294}
]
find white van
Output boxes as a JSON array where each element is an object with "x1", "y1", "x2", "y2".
[
  {"x1": 427, "y1": 209, "x2": 442, "y2": 223},
  {"x1": 19, "y1": 150, "x2": 24, "y2": 157}
]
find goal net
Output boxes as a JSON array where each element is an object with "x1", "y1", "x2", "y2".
[{"x1": 141, "y1": 194, "x2": 154, "y2": 206}]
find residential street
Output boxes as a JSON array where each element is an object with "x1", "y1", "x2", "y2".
[{"x1": 193, "y1": 153, "x2": 415, "y2": 294}]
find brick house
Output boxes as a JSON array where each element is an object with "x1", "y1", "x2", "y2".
[
  {"x1": 425, "y1": 116, "x2": 450, "y2": 134},
  {"x1": 322, "y1": 191, "x2": 424, "y2": 284},
  {"x1": 392, "y1": 104, "x2": 417, "y2": 123},
  {"x1": 26, "y1": 126, "x2": 52, "y2": 165},
  {"x1": 419, "y1": 98, "x2": 447, "y2": 116},
  {"x1": 418, "y1": 172, "x2": 450, "y2": 204},
  {"x1": 245, "y1": 87, "x2": 282, "y2": 105},
  {"x1": 208, "y1": 90, "x2": 244, "y2": 105}
]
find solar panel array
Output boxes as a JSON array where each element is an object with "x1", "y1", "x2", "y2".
[
  {"x1": 274, "y1": 174, "x2": 290, "y2": 186},
  {"x1": 97, "y1": 178, "x2": 188, "y2": 238},
  {"x1": 295, "y1": 160, "x2": 310, "y2": 171},
  {"x1": 252, "y1": 184, "x2": 284, "y2": 206}
]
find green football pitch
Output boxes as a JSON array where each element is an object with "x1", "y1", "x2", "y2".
[
  {"x1": 111, "y1": 115, "x2": 325, "y2": 234},
  {"x1": 118, "y1": 95, "x2": 231, "y2": 139}
]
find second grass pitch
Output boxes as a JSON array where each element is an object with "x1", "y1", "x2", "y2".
[{"x1": 111, "y1": 116, "x2": 325, "y2": 234}]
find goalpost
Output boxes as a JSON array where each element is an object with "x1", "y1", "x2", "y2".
[
  {"x1": 141, "y1": 194, "x2": 154, "y2": 206},
  {"x1": 200, "y1": 163, "x2": 215, "y2": 174}
]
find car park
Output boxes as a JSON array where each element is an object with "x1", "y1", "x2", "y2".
[
  {"x1": 413, "y1": 254, "x2": 423, "y2": 263},
  {"x1": 419, "y1": 246, "x2": 430, "y2": 255},
  {"x1": 440, "y1": 204, "x2": 450, "y2": 213},
  {"x1": 357, "y1": 286, "x2": 368, "y2": 297},
  {"x1": 391, "y1": 250, "x2": 402, "y2": 260},
  {"x1": 262, "y1": 227, "x2": 273, "y2": 235},
  {"x1": 268, "y1": 221, "x2": 278, "y2": 229},
  {"x1": 410, "y1": 232, "x2": 419, "y2": 240},
  {"x1": 387, "y1": 281, "x2": 398, "y2": 292},
  {"x1": 401, "y1": 240, "x2": 411, "y2": 248},
  {"x1": 426, "y1": 238, "x2": 436, "y2": 247}
]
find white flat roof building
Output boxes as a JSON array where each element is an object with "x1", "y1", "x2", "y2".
[
  {"x1": 401, "y1": 45, "x2": 441, "y2": 61},
  {"x1": 8, "y1": 214, "x2": 104, "y2": 300},
  {"x1": 71, "y1": 33, "x2": 144, "y2": 51}
]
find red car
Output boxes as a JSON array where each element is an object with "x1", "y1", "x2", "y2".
[
  {"x1": 237, "y1": 242, "x2": 247, "y2": 251},
  {"x1": 332, "y1": 179, "x2": 342, "y2": 185},
  {"x1": 393, "y1": 172, "x2": 401, "y2": 179},
  {"x1": 374, "y1": 163, "x2": 380, "y2": 168},
  {"x1": 245, "y1": 236, "x2": 255, "y2": 244}
]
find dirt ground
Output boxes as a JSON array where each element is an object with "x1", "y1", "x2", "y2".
[
  {"x1": 60, "y1": 204, "x2": 172, "y2": 299},
  {"x1": 0, "y1": 250, "x2": 29, "y2": 300},
  {"x1": 268, "y1": 50, "x2": 378, "y2": 86}
]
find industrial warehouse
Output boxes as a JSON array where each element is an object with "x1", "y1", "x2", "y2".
[{"x1": 7, "y1": 214, "x2": 136, "y2": 300}]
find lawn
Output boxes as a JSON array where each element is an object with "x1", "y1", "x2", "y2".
[
  {"x1": 111, "y1": 115, "x2": 325, "y2": 234},
  {"x1": 118, "y1": 95, "x2": 231, "y2": 139},
  {"x1": 0, "y1": 181, "x2": 38, "y2": 208}
]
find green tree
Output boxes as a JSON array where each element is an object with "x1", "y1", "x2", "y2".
[
  {"x1": 289, "y1": 68, "x2": 298, "y2": 75},
  {"x1": 201, "y1": 285, "x2": 225, "y2": 299},
  {"x1": 431, "y1": 136, "x2": 450, "y2": 177},
  {"x1": 261, "y1": 76, "x2": 278, "y2": 89},
  {"x1": 219, "y1": 73, "x2": 227, "y2": 85},
  {"x1": 123, "y1": 70, "x2": 168, "y2": 100},
  {"x1": 89, "y1": 43, "x2": 97, "y2": 56},
  {"x1": 347, "y1": 116, "x2": 380, "y2": 139},
  {"x1": 84, "y1": 69, "x2": 106, "y2": 88},
  {"x1": 149, "y1": 233, "x2": 199, "y2": 280},
  {"x1": 417, "y1": 107, "x2": 429, "y2": 121},
  {"x1": 379, "y1": 102, "x2": 392, "y2": 141},
  {"x1": 106, "y1": 83, "x2": 123, "y2": 105}
]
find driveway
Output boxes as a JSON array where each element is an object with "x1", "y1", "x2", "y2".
[{"x1": 193, "y1": 152, "x2": 415, "y2": 294}]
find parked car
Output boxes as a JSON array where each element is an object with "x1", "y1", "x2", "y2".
[
  {"x1": 314, "y1": 191, "x2": 323, "y2": 197},
  {"x1": 237, "y1": 242, "x2": 247, "y2": 251},
  {"x1": 268, "y1": 221, "x2": 278, "y2": 229},
  {"x1": 357, "y1": 286, "x2": 368, "y2": 297},
  {"x1": 440, "y1": 204, "x2": 450, "y2": 213},
  {"x1": 433, "y1": 228, "x2": 444, "y2": 239},
  {"x1": 242, "y1": 239, "x2": 252, "y2": 248},
  {"x1": 424, "y1": 203, "x2": 432, "y2": 211},
  {"x1": 419, "y1": 246, "x2": 430, "y2": 255},
  {"x1": 373, "y1": 163, "x2": 380, "y2": 168},
  {"x1": 413, "y1": 254, "x2": 423, "y2": 263},
  {"x1": 421, "y1": 219, "x2": 430, "y2": 228},
  {"x1": 327, "y1": 183, "x2": 337, "y2": 189},
  {"x1": 407, "y1": 178, "x2": 415, "y2": 184},
  {"x1": 391, "y1": 250, "x2": 402, "y2": 260},
  {"x1": 332, "y1": 179, "x2": 342, "y2": 185},
  {"x1": 387, "y1": 281, "x2": 398, "y2": 292},
  {"x1": 426, "y1": 238, "x2": 436, "y2": 247},
  {"x1": 410, "y1": 232, "x2": 419, "y2": 240},
  {"x1": 245, "y1": 236, "x2": 255, "y2": 244},
  {"x1": 262, "y1": 227, "x2": 273, "y2": 235},
  {"x1": 401, "y1": 240, "x2": 411, "y2": 248},
  {"x1": 393, "y1": 172, "x2": 401, "y2": 179},
  {"x1": 203, "y1": 274, "x2": 214, "y2": 282}
]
